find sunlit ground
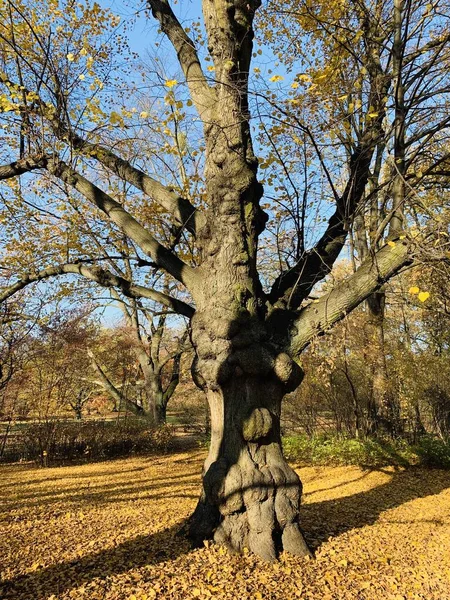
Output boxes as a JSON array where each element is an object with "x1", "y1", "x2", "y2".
[{"x1": 1, "y1": 450, "x2": 450, "y2": 599}]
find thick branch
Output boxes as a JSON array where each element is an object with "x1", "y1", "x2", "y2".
[
  {"x1": 288, "y1": 240, "x2": 412, "y2": 356},
  {"x1": 64, "y1": 133, "x2": 205, "y2": 236},
  {"x1": 0, "y1": 263, "x2": 195, "y2": 318},
  {"x1": 268, "y1": 122, "x2": 384, "y2": 309},
  {"x1": 0, "y1": 73, "x2": 205, "y2": 234},
  {"x1": 269, "y1": 51, "x2": 390, "y2": 307},
  {"x1": 148, "y1": 0, "x2": 214, "y2": 119},
  {"x1": 0, "y1": 155, "x2": 47, "y2": 180},
  {"x1": 46, "y1": 158, "x2": 199, "y2": 290},
  {"x1": 87, "y1": 350, "x2": 135, "y2": 411}
]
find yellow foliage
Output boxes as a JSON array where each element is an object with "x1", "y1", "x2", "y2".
[
  {"x1": 1, "y1": 453, "x2": 450, "y2": 599},
  {"x1": 418, "y1": 291, "x2": 430, "y2": 302}
]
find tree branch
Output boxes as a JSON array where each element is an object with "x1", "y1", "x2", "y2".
[
  {"x1": 0, "y1": 262, "x2": 195, "y2": 318},
  {"x1": 268, "y1": 118, "x2": 385, "y2": 309},
  {"x1": 62, "y1": 132, "x2": 205, "y2": 236},
  {"x1": 45, "y1": 158, "x2": 199, "y2": 290},
  {"x1": 288, "y1": 240, "x2": 412, "y2": 356},
  {"x1": 148, "y1": 0, "x2": 214, "y2": 119},
  {"x1": 0, "y1": 155, "x2": 47, "y2": 180},
  {"x1": 0, "y1": 73, "x2": 205, "y2": 234}
]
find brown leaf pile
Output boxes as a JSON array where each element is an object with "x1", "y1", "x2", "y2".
[{"x1": 1, "y1": 451, "x2": 450, "y2": 599}]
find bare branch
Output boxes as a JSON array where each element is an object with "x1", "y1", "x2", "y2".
[
  {"x1": 0, "y1": 262, "x2": 195, "y2": 318},
  {"x1": 268, "y1": 117, "x2": 386, "y2": 309},
  {"x1": 148, "y1": 0, "x2": 214, "y2": 119}
]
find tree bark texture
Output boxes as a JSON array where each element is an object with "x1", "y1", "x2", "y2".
[
  {"x1": 188, "y1": 317, "x2": 310, "y2": 561},
  {"x1": 184, "y1": 87, "x2": 310, "y2": 557}
]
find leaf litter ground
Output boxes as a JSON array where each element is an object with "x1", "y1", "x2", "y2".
[{"x1": 1, "y1": 450, "x2": 450, "y2": 599}]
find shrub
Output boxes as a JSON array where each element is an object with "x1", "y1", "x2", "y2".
[
  {"x1": 281, "y1": 434, "x2": 444, "y2": 468},
  {"x1": 1, "y1": 418, "x2": 175, "y2": 465},
  {"x1": 412, "y1": 435, "x2": 450, "y2": 468}
]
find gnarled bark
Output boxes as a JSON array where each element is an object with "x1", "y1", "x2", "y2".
[{"x1": 187, "y1": 313, "x2": 310, "y2": 561}]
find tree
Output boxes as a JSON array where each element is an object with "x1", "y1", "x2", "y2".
[
  {"x1": 260, "y1": 0, "x2": 450, "y2": 433},
  {"x1": 89, "y1": 297, "x2": 188, "y2": 423},
  {"x1": 0, "y1": 0, "x2": 448, "y2": 560}
]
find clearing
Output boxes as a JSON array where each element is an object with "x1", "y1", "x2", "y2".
[{"x1": 1, "y1": 450, "x2": 450, "y2": 599}]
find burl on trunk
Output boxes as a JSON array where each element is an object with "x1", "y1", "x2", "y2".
[{"x1": 188, "y1": 309, "x2": 311, "y2": 562}]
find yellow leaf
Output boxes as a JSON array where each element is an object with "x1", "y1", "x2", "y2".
[
  {"x1": 165, "y1": 79, "x2": 178, "y2": 88},
  {"x1": 291, "y1": 82, "x2": 299, "y2": 89},
  {"x1": 418, "y1": 291, "x2": 430, "y2": 302},
  {"x1": 66, "y1": 53, "x2": 75, "y2": 61},
  {"x1": 140, "y1": 111, "x2": 149, "y2": 119},
  {"x1": 387, "y1": 240, "x2": 396, "y2": 247},
  {"x1": 207, "y1": 65, "x2": 215, "y2": 72},
  {"x1": 192, "y1": 588, "x2": 201, "y2": 597},
  {"x1": 269, "y1": 74, "x2": 284, "y2": 82},
  {"x1": 409, "y1": 286, "x2": 420, "y2": 295}
]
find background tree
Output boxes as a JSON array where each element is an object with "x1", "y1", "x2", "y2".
[{"x1": 259, "y1": 0, "x2": 450, "y2": 433}]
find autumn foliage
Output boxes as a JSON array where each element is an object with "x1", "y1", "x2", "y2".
[{"x1": 1, "y1": 450, "x2": 450, "y2": 599}]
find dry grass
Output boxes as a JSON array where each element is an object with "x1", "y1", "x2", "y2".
[{"x1": 1, "y1": 450, "x2": 450, "y2": 599}]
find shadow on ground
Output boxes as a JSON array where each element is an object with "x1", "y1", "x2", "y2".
[
  {"x1": 300, "y1": 467, "x2": 450, "y2": 550},
  {"x1": 2, "y1": 462, "x2": 450, "y2": 599},
  {"x1": 0, "y1": 520, "x2": 189, "y2": 599}
]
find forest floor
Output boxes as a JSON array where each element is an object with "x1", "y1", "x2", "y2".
[{"x1": 1, "y1": 449, "x2": 450, "y2": 600}]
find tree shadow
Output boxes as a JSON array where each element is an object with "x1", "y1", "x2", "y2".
[
  {"x1": 0, "y1": 520, "x2": 189, "y2": 599},
  {"x1": 299, "y1": 467, "x2": 450, "y2": 550},
  {"x1": 1, "y1": 466, "x2": 203, "y2": 512},
  {"x1": 2, "y1": 465, "x2": 450, "y2": 599}
]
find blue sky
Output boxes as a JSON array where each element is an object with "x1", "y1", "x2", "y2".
[{"x1": 105, "y1": 0, "x2": 204, "y2": 57}]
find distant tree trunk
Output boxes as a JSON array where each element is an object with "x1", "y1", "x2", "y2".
[
  {"x1": 142, "y1": 375, "x2": 166, "y2": 425},
  {"x1": 366, "y1": 291, "x2": 401, "y2": 436}
]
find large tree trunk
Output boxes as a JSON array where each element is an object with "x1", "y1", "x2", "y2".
[
  {"x1": 186, "y1": 338, "x2": 309, "y2": 560},
  {"x1": 187, "y1": 303, "x2": 310, "y2": 560},
  {"x1": 182, "y1": 58, "x2": 311, "y2": 555}
]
